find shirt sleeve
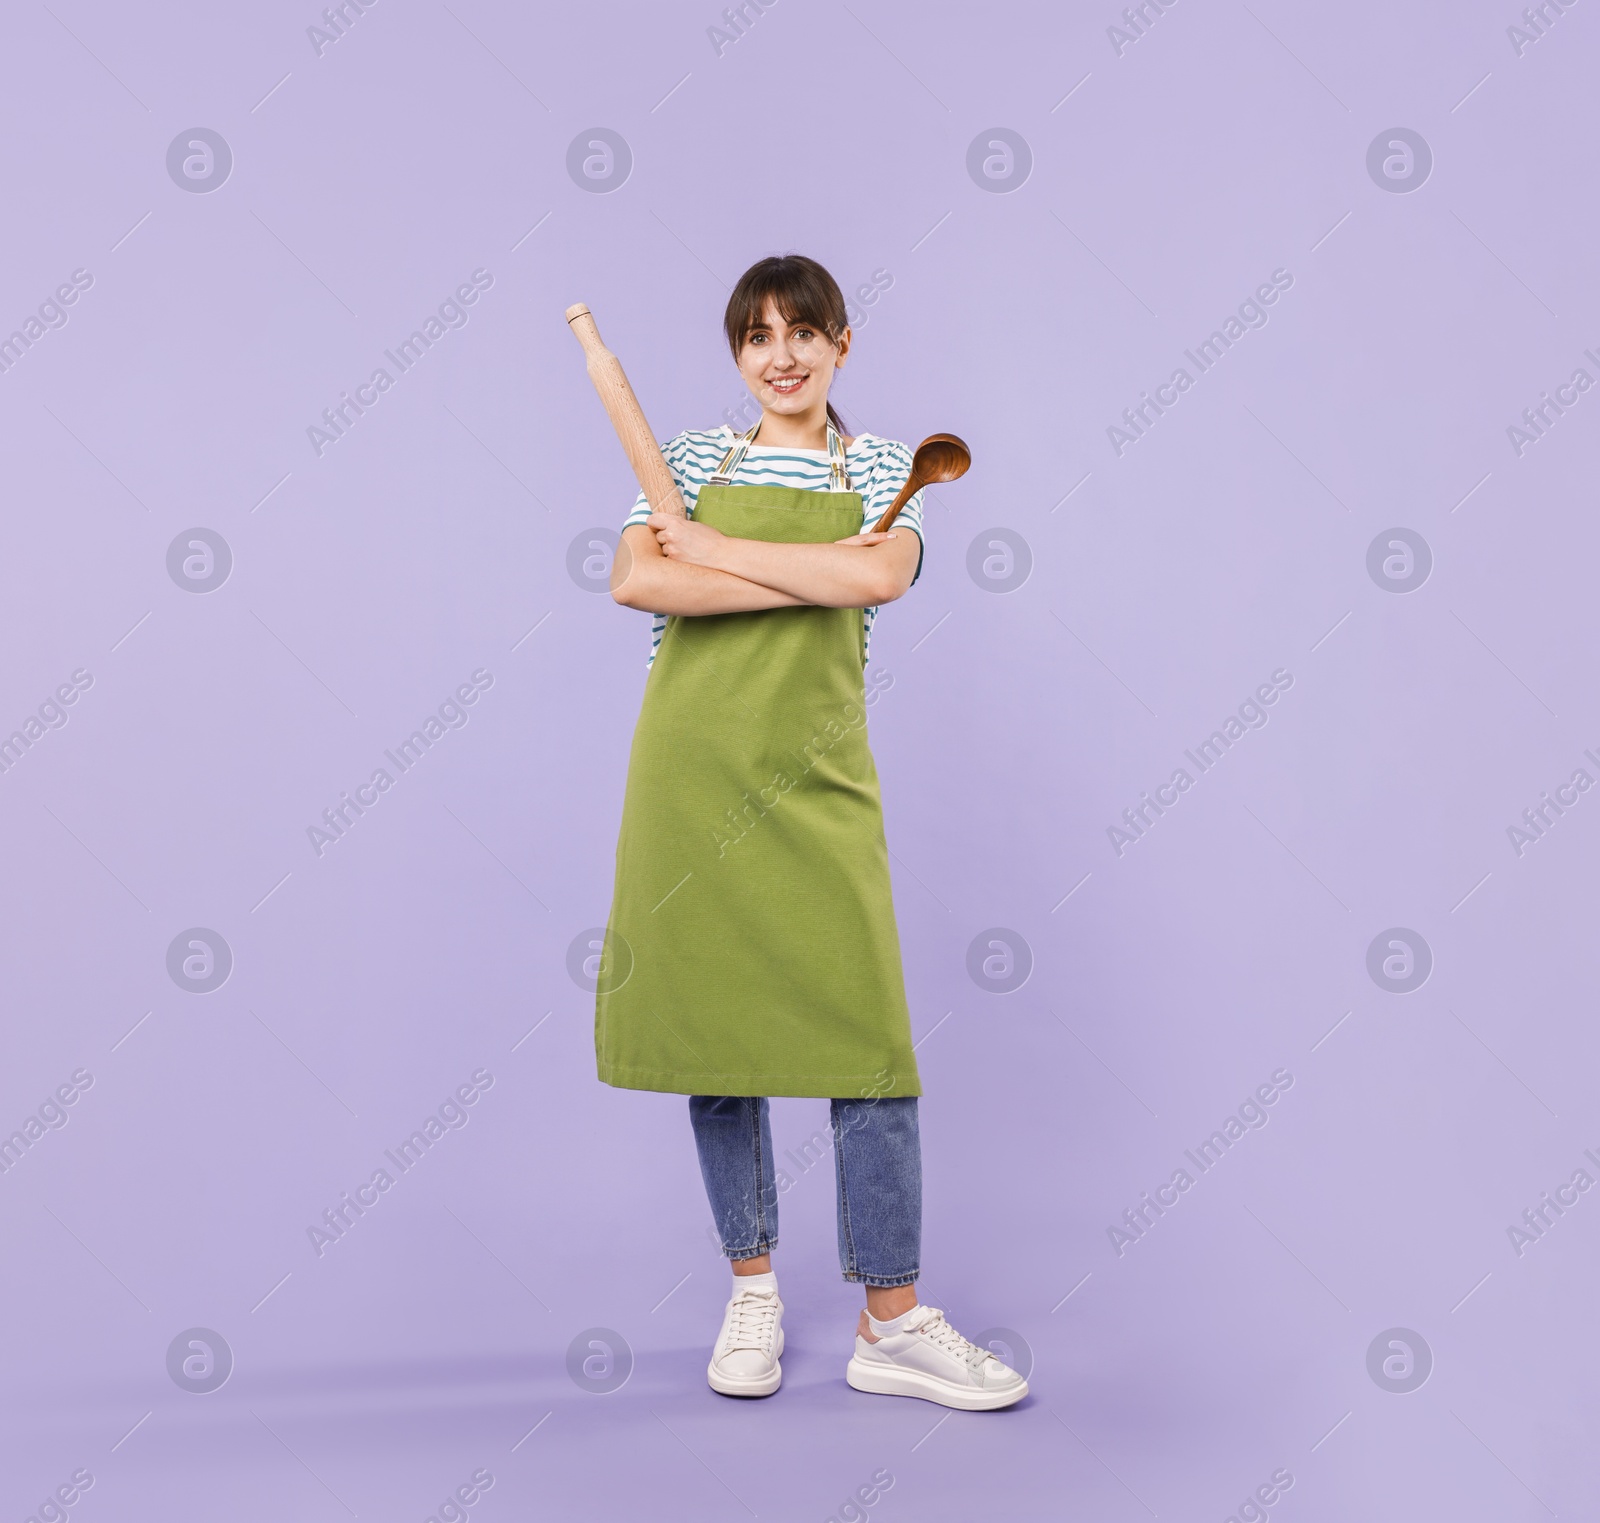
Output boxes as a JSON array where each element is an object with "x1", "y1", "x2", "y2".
[{"x1": 863, "y1": 439, "x2": 926, "y2": 587}]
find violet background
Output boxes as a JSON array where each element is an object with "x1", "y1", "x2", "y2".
[{"x1": 2, "y1": 1, "x2": 1596, "y2": 1518}]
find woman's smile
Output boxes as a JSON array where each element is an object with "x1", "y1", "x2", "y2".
[{"x1": 766, "y1": 373, "x2": 808, "y2": 396}]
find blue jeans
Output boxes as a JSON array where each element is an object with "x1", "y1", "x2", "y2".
[{"x1": 689, "y1": 1095, "x2": 922, "y2": 1287}]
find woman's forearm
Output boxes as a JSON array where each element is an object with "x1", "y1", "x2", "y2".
[
  {"x1": 613, "y1": 519, "x2": 916, "y2": 614},
  {"x1": 710, "y1": 536, "x2": 907, "y2": 608},
  {"x1": 612, "y1": 531, "x2": 808, "y2": 614}
]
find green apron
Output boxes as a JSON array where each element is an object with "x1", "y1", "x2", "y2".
[{"x1": 596, "y1": 422, "x2": 921, "y2": 1100}]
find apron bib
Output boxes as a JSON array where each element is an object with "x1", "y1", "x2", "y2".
[{"x1": 596, "y1": 423, "x2": 921, "y2": 1100}]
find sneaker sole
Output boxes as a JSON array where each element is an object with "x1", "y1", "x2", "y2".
[
  {"x1": 707, "y1": 1331, "x2": 784, "y2": 1398},
  {"x1": 845, "y1": 1354, "x2": 1027, "y2": 1411}
]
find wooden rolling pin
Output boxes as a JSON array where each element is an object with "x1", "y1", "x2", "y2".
[{"x1": 565, "y1": 303, "x2": 686, "y2": 518}]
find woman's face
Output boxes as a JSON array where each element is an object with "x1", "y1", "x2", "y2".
[{"x1": 736, "y1": 298, "x2": 850, "y2": 421}]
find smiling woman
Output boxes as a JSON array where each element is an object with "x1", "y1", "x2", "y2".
[
  {"x1": 613, "y1": 255, "x2": 928, "y2": 666},
  {"x1": 592, "y1": 252, "x2": 1028, "y2": 1412}
]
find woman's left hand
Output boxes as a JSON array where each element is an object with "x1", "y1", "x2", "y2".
[
  {"x1": 648, "y1": 510, "x2": 728, "y2": 569},
  {"x1": 832, "y1": 530, "x2": 899, "y2": 547}
]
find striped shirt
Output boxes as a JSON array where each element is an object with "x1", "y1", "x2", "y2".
[{"x1": 623, "y1": 427, "x2": 926, "y2": 667}]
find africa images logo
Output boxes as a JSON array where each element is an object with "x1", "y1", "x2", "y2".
[
  {"x1": 166, "y1": 130, "x2": 232, "y2": 193},
  {"x1": 305, "y1": 1069, "x2": 495, "y2": 1257},
  {"x1": 306, "y1": 272, "x2": 494, "y2": 457}
]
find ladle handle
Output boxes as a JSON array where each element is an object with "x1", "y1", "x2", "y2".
[{"x1": 871, "y1": 473, "x2": 924, "y2": 535}]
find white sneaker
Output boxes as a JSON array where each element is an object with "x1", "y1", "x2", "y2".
[
  {"x1": 846, "y1": 1305, "x2": 1027, "y2": 1411},
  {"x1": 707, "y1": 1283, "x2": 784, "y2": 1397}
]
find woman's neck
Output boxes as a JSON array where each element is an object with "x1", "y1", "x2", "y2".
[{"x1": 753, "y1": 405, "x2": 829, "y2": 451}]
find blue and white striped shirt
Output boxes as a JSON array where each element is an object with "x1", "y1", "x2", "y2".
[{"x1": 623, "y1": 427, "x2": 926, "y2": 667}]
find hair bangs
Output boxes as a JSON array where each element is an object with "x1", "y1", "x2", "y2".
[{"x1": 724, "y1": 255, "x2": 849, "y2": 356}]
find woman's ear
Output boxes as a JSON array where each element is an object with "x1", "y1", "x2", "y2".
[{"x1": 835, "y1": 327, "x2": 852, "y2": 365}]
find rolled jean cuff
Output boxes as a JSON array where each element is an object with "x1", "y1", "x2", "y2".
[
  {"x1": 727, "y1": 1239, "x2": 777, "y2": 1261},
  {"x1": 841, "y1": 1268, "x2": 919, "y2": 1288}
]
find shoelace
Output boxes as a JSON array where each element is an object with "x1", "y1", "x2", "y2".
[
  {"x1": 912, "y1": 1309, "x2": 994, "y2": 1371},
  {"x1": 724, "y1": 1290, "x2": 779, "y2": 1352}
]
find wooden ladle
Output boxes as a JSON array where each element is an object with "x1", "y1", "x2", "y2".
[{"x1": 871, "y1": 434, "x2": 971, "y2": 533}]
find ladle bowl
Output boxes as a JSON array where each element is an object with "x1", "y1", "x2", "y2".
[{"x1": 872, "y1": 433, "x2": 971, "y2": 532}]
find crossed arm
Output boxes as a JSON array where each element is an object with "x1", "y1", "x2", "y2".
[{"x1": 610, "y1": 509, "x2": 922, "y2": 615}]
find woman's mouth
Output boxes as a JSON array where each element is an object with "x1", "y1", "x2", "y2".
[{"x1": 767, "y1": 375, "x2": 807, "y2": 395}]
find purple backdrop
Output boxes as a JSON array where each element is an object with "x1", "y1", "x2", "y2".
[{"x1": 3, "y1": 0, "x2": 1596, "y2": 1518}]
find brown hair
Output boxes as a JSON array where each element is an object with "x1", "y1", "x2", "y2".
[{"x1": 724, "y1": 254, "x2": 851, "y2": 436}]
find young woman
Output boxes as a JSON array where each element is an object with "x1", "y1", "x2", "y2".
[{"x1": 597, "y1": 254, "x2": 1026, "y2": 1411}]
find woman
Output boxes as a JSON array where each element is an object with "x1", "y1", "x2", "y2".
[{"x1": 598, "y1": 254, "x2": 1025, "y2": 1411}]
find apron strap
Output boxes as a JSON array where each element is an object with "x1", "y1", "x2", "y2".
[
  {"x1": 826, "y1": 421, "x2": 853, "y2": 494},
  {"x1": 708, "y1": 416, "x2": 854, "y2": 492},
  {"x1": 706, "y1": 424, "x2": 758, "y2": 486}
]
